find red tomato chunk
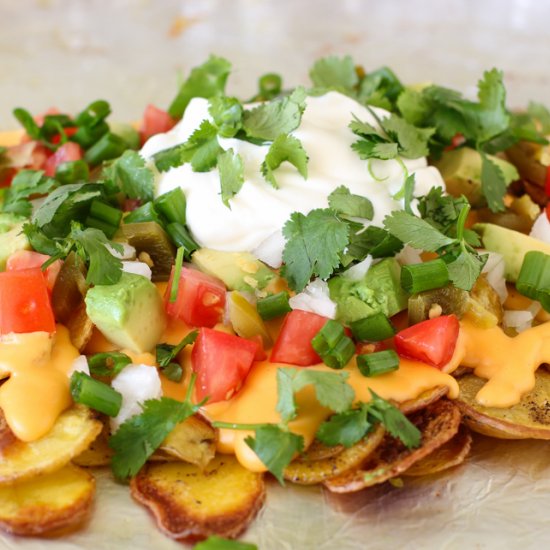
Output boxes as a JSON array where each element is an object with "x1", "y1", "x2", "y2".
[
  {"x1": 165, "y1": 267, "x2": 226, "y2": 328},
  {"x1": 270, "y1": 309, "x2": 329, "y2": 366},
  {"x1": 0, "y1": 268, "x2": 56, "y2": 334},
  {"x1": 6, "y1": 250, "x2": 62, "y2": 292},
  {"x1": 192, "y1": 327, "x2": 258, "y2": 403},
  {"x1": 394, "y1": 314, "x2": 459, "y2": 369},
  {"x1": 140, "y1": 104, "x2": 176, "y2": 144},
  {"x1": 44, "y1": 142, "x2": 83, "y2": 177}
]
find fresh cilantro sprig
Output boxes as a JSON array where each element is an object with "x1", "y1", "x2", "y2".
[
  {"x1": 1, "y1": 170, "x2": 57, "y2": 217},
  {"x1": 156, "y1": 331, "x2": 198, "y2": 383},
  {"x1": 384, "y1": 202, "x2": 487, "y2": 290},
  {"x1": 316, "y1": 391, "x2": 421, "y2": 449},
  {"x1": 213, "y1": 367, "x2": 354, "y2": 483},
  {"x1": 109, "y1": 373, "x2": 205, "y2": 481},
  {"x1": 102, "y1": 150, "x2": 155, "y2": 202}
]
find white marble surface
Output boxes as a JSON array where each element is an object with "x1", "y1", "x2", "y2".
[{"x1": 1, "y1": 0, "x2": 550, "y2": 128}]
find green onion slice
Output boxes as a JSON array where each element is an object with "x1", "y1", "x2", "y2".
[
  {"x1": 401, "y1": 258, "x2": 449, "y2": 294},
  {"x1": 357, "y1": 350, "x2": 400, "y2": 377},
  {"x1": 350, "y1": 312, "x2": 395, "y2": 342},
  {"x1": 311, "y1": 320, "x2": 355, "y2": 370},
  {"x1": 70, "y1": 371, "x2": 122, "y2": 417},
  {"x1": 256, "y1": 292, "x2": 291, "y2": 320}
]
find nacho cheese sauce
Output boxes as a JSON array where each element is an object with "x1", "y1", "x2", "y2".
[
  {"x1": 0, "y1": 326, "x2": 79, "y2": 441},
  {"x1": 141, "y1": 92, "x2": 444, "y2": 254}
]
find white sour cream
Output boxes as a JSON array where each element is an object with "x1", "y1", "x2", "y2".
[{"x1": 141, "y1": 92, "x2": 444, "y2": 258}]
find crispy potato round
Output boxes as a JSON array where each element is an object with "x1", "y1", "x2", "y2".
[
  {"x1": 131, "y1": 455, "x2": 265, "y2": 541},
  {"x1": 324, "y1": 399, "x2": 461, "y2": 493},
  {"x1": 404, "y1": 424, "x2": 472, "y2": 477},
  {"x1": 399, "y1": 385, "x2": 449, "y2": 415},
  {"x1": 159, "y1": 415, "x2": 216, "y2": 469},
  {"x1": 456, "y1": 371, "x2": 550, "y2": 439},
  {"x1": 0, "y1": 410, "x2": 16, "y2": 453},
  {"x1": 0, "y1": 405, "x2": 102, "y2": 484},
  {"x1": 0, "y1": 463, "x2": 95, "y2": 536},
  {"x1": 73, "y1": 421, "x2": 113, "y2": 468},
  {"x1": 283, "y1": 425, "x2": 385, "y2": 485}
]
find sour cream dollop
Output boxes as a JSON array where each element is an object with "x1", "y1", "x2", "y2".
[{"x1": 141, "y1": 92, "x2": 443, "y2": 260}]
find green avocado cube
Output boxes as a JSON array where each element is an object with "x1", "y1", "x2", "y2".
[{"x1": 85, "y1": 272, "x2": 166, "y2": 353}]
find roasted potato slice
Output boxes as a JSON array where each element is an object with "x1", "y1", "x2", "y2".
[
  {"x1": 404, "y1": 424, "x2": 472, "y2": 477},
  {"x1": 131, "y1": 455, "x2": 265, "y2": 541},
  {"x1": 0, "y1": 463, "x2": 95, "y2": 536},
  {"x1": 297, "y1": 439, "x2": 344, "y2": 462},
  {"x1": 324, "y1": 399, "x2": 461, "y2": 493},
  {"x1": 0, "y1": 410, "x2": 16, "y2": 452},
  {"x1": 283, "y1": 425, "x2": 385, "y2": 485},
  {"x1": 0, "y1": 405, "x2": 102, "y2": 484},
  {"x1": 399, "y1": 385, "x2": 449, "y2": 415},
  {"x1": 159, "y1": 415, "x2": 216, "y2": 469},
  {"x1": 73, "y1": 420, "x2": 113, "y2": 467},
  {"x1": 456, "y1": 371, "x2": 550, "y2": 439}
]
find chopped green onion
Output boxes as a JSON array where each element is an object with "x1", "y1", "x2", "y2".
[
  {"x1": 55, "y1": 160, "x2": 90, "y2": 185},
  {"x1": 516, "y1": 250, "x2": 550, "y2": 311},
  {"x1": 89, "y1": 200, "x2": 123, "y2": 228},
  {"x1": 311, "y1": 320, "x2": 355, "y2": 370},
  {"x1": 256, "y1": 291, "x2": 291, "y2": 320},
  {"x1": 72, "y1": 121, "x2": 110, "y2": 149},
  {"x1": 400, "y1": 259, "x2": 449, "y2": 294},
  {"x1": 85, "y1": 216, "x2": 119, "y2": 239},
  {"x1": 84, "y1": 132, "x2": 127, "y2": 166},
  {"x1": 166, "y1": 222, "x2": 199, "y2": 257},
  {"x1": 154, "y1": 188, "x2": 187, "y2": 225},
  {"x1": 169, "y1": 246, "x2": 185, "y2": 303},
  {"x1": 259, "y1": 73, "x2": 282, "y2": 100},
  {"x1": 124, "y1": 202, "x2": 164, "y2": 225},
  {"x1": 350, "y1": 312, "x2": 395, "y2": 342},
  {"x1": 88, "y1": 352, "x2": 132, "y2": 377},
  {"x1": 70, "y1": 371, "x2": 122, "y2": 417},
  {"x1": 357, "y1": 350, "x2": 400, "y2": 377}
]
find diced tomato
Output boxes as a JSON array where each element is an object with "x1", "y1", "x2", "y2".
[
  {"x1": 51, "y1": 127, "x2": 78, "y2": 145},
  {"x1": 0, "y1": 168, "x2": 16, "y2": 189},
  {"x1": 43, "y1": 142, "x2": 83, "y2": 177},
  {"x1": 192, "y1": 327, "x2": 258, "y2": 402},
  {"x1": 0, "y1": 268, "x2": 56, "y2": 334},
  {"x1": 394, "y1": 314, "x2": 459, "y2": 369},
  {"x1": 248, "y1": 334, "x2": 267, "y2": 361},
  {"x1": 270, "y1": 309, "x2": 329, "y2": 366},
  {"x1": 545, "y1": 202, "x2": 550, "y2": 223},
  {"x1": 445, "y1": 133, "x2": 465, "y2": 151},
  {"x1": 123, "y1": 198, "x2": 142, "y2": 212},
  {"x1": 165, "y1": 267, "x2": 226, "y2": 328},
  {"x1": 545, "y1": 165, "x2": 550, "y2": 197},
  {"x1": 6, "y1": 250, "x2": 62, "y2": 293},
  {"x1": 140, "y1": 104, "x2": 176, "y2": 144}
]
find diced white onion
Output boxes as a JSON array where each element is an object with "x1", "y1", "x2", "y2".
[
  {"x1": 341, "y1": 255, "x2": 373, "y2": 281},
  {"x1": 395, "y1": 245, "x2": 423, "y2": 266},
  {"x1": 121, "y1": 261, "x2": 152, "y2": 280},
  {"x1": 289, "y1": 278, "x2": 337, "y2": 319},
  {"x1": 110, "y1": 364, "x2": 162, "y2": 432},
  {"x1": 503, "y1": 309, "x2": 534, "y2": 333},
  {"x1": 66, "y1": 355, "x2": 90, "y2": 379},
  {"x1": 529, "y1": 212, "x2": 550, "y2": 244},
  {"x1": 252, "y1": 230, "x2": 285, "y2": 268},
  {"x1": 481, "y1": 251, "x2": 508, "y2": 303},
  {"x1": 107, "y1": 242, "x2": 137, "y2": 260}
]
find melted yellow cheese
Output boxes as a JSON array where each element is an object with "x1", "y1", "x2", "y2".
[{"x1": 0, "y1": 326, "x2": 79, "y2": 441}]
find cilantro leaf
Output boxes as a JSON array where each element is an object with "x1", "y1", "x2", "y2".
[
  {"x1": 103, "y1": 150, "x2": 154, "y2": 202},
  {"x1": 351, "y1": 140, "x2": 398, "y2": 161},
  {"x1": 1, "y1": 170, "x2": 57, "y2": 217},
  {"x1": 480, "y1": 153, "x2": 508, "y2": 213},
  {"x1": 243, "y1": 87, "x2": 307, "y2": 141},
  {"x1": 328, "y1": 185, "x2": 373, "y2": 220},
  {"x1": 88, "y1": 352, "x2": 131, "y2": 377},
  {"x1": 381, "y1": 116, "x2": 434, "y2": 159},
  {"x1": 209, "y1": 96, "x2": 244, "y2": 138},
  {"x1": 445, "y1": 243, "x2": 488, "y2": 291},
  {"x1": 358, "y1": 67, "x2": 404, "y2": 111},
  {"x1": 261, "y1": 134, "x2": 308, "y2": 188},
  {"x1": 316, "y1": 404, "x2": 372, "y2": 448},
  {"x1": 245, "y1": 425, "x2": 304, "y2": 484},
  {"x1": 309, "y1": 55, "x2": 358, "y2": 92},
  {"x1": 276, "y1": 368, "x2": 355, "y2": 424},
  {"x1": 168, "y1": 55, "x2": 232, "y2": 119},
  {"x1": 109, "y1": 397, "x2": 199, "y2": 481},
  {"x1": 383, "y1": 210, "x2": 454, "y2": 252},
  {"x1": 156, "y1": 331, "x2": 197, "y2": 382},
  {"x1": 475, "y1": 68, "x2": 509, "y2": 144},
  {"x1": 367, "y1": 391, "x2": 421, "y2": 449},
  {"x1": 218, "y1": 149, "x2": 245, "y2": 207},
  {"x1": 417, "y1": 187, "x2": 469, "y2": 235},
  {"x1": 345, "y1": 225, "x2": 403, "y2": 261},
  {"x1": 527, "y1": 101, "x2": 550, "y2": 135},
  {"x1": 194, "y1": 536, "x2": 258, "y2": 550},
  {"x1": 69, "y1": 224, "x2": 123, "y2": 285},
  {"x1": 281, "y1": 208, "x2": 349, "y2": 291}
]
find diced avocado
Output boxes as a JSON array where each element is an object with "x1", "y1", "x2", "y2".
[
  {"x1": 433, "y1": 147, "x2": 518, "y2": 207},
  {"x1": 85, "y1": 272, "x2": 166, "y2": 353},
  {"x1": 474, "y1": 222, "x2": 550, "y2": 282},
  {"x1": 192, "y1": 248, "x2": 276, "y2": 293},
  {"x1": 328, "y1": 258, "x2": 409, "y2": 325},
  {"x1": 0, "y1": 215, "x2": 31, "y2": 271}
]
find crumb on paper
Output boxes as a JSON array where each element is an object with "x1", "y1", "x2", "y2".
[{"x1": 168, "y1": 16, "x2": 199, "y2": 38}]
